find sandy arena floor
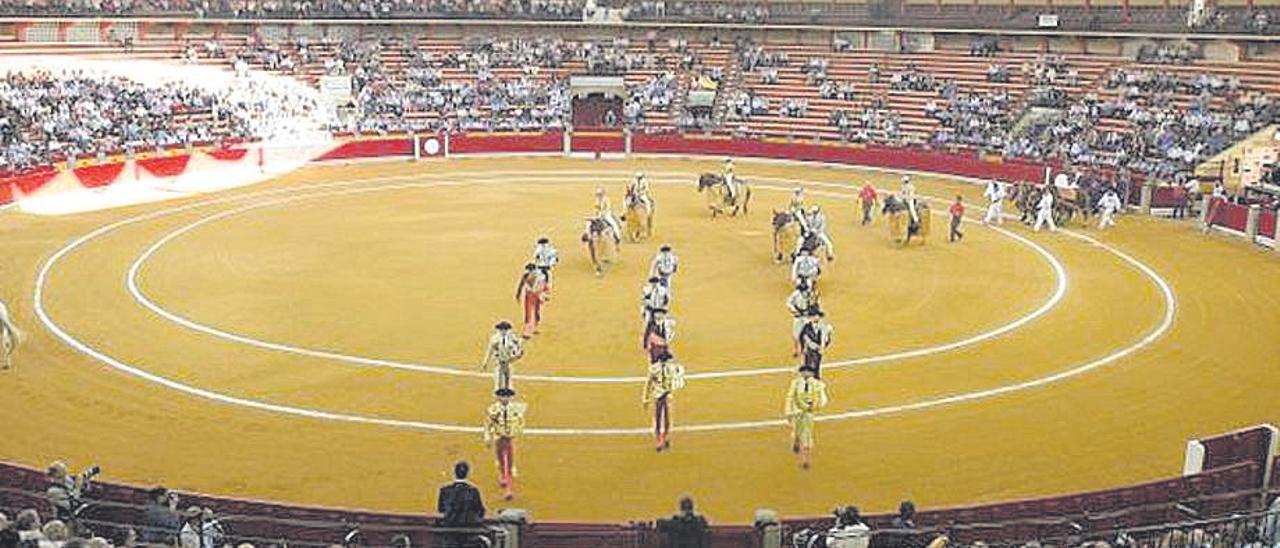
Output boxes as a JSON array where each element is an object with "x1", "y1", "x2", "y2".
[{"x1": 1, "y1": 156, "x2": 1277, "y2": 523}]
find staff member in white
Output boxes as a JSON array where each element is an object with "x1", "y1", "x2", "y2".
[
  {"x1": 641, "y1": 276, "x2": 671, "y2": 323},
  {"x1": 803, "y1": 205, "x2": 836, "y2": 261},
  {"x1": 480, "y1": 321, "x2": 524, "y2": 392},
  {"x1": 791, "y1": 247, "x2": 822, "y2": 288},
  {"x1": 983, "y1": 180, "x2": 1006, "y2": 226},
  {"x1": 0, "y1": 299, "x2": 20, "y2": 370},
  {"x1": 786, "y1": 283, "x2": 818, "y2": 357},
  {"x1": 1033, "y1": 188, "x2": 1057, "y2": 232},
  {"x1": 649, "y1": 245, "x2": 679, "y2": 292},
  {"x1": 531, "y1": 237, "x2": 559, "y2": 292},
  {"x1": 1097, "y1": 189, "x2": 1123, "y2": 230},
  {"x1": 900, "y1": 176, "x2": 921, "y2": 226}
]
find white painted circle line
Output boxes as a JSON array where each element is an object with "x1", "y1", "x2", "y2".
[
  {"x1": 32, "y1": 168, "x2": 1176, "y2": 436},
  {"x1": 122, "y1": 173, "x2": 1065, "y2": 383}
]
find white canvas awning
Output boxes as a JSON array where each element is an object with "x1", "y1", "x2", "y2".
[{"x1": 570, "y1": 75, "x2": 626, "y2": 99}]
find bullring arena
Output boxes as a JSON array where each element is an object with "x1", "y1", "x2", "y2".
[{"x1": 1, "y1": 8, "x2": 1279, "y2": 548}]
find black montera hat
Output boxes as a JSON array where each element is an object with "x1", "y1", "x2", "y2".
[
  {"x1": 495, "y1": 321, "x2": 513, "y2": 330},
  {"x1": 537, "y1": 237, "x2": 550, "y2": 244},
  {"x1": 495, "y1": 388, "x2": 516, "y2": 397}
]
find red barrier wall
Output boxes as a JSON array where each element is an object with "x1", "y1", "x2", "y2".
[
  {"x1": 314, "y1": 137, "x2": 415, "y2": 161},
  {"x1": 451, "y1": 131, "x2": 562, "y2": 155},
  {"x1": 1151, "y1": 186, "x2": 1186, "y2": 209},
  {"x1": 1209, "y1": 199, "x2": 1251, "y2": 232},
  {"x1": 571, "y1": 132, "x2": 625, "y2": 154},
  {"x1": 1260, "y1": 209, "x2": 1276, "y2": 238},
  {"x1": 1200, "y1": 425, "x2": 1275, "y2": 472},
  {"x1": 631, "y1": 134, "x2": 1054, "y2": 183}
]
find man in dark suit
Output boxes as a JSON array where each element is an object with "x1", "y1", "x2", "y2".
[
  {"x1": 437, "y1": 461, "x2": 485, "y2": 526},
  {"x1": 656, "y1": 496, "x2": 709, "y2": 548}
]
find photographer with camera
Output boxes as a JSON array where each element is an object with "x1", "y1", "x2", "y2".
[
  {"x1": 45, "y1": 462, "x2": 100, "y2": 531},
  {"x1": 178, "y1": 506, "x2": 226, "y2": 548}
]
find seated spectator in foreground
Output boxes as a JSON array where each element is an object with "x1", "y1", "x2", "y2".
[
  {"x1": 437, "y1": 461, "x2": 485, "y2": 526},
  {"x1": 41, "y1": 520, "x2": 70, "y2": 547},
  {"x1": 0, "y1": 527, "x2": 16, "y2": 548},
  {"x1": 892, "y1": 500, "x2": 917, "y2": 529},
  {"x1": 825, "y1": 506, "x2": 871, "y2": 548},
  {"x1": 141, "y1": 487, "x2": 181, "y2": 545},
  {"x1": 13, "y1": 509, "x2": 42, "y2": 544},
  {"x1": 656, "y1": 496, "x2": 709, "y2": 548}
]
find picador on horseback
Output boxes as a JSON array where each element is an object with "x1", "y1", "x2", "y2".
[
  {"x1": 696, "y1": 158, "x2": 752, "y2": 217},
  {"x1": 624, "y1": 171, "x2": 655, "y2": 241}
]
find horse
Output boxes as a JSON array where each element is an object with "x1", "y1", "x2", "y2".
[
  {"x1": 581, "y1": 217, "x2": 619, "y2": 276},
  {"x1": 623, "y1": 191, "x2": 653, "y2": 242},
  {"x1": 797, "y1": 232, "x2": 832, "y2": 262},
  {"x1": 1050, "y1": 185, "x2": 1079, "y2": 228},
  {"x1": 697, "y1": 173, "x2": 752, "y2": 218},
  {"x1": 1012, "y1": 182, "x2": 1038, "y2": 225},
  {"x1": 1019, "y1": 184, "x2": 1080, "y2": 228},
  {"x1": 772, "y1": 210, "x2": 802, "y2": 263},
  {"x1": 882, "y1": 195, "x2": 931, "y2": 246}
]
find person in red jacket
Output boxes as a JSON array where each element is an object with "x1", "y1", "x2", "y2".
[
  {"x1": 858, "y1": 183, "x2": 878, "y2": 226},
  {"x1": 949, "y1": 195, "x2": 965, "y2": 243},
  {"x1": 515, "y1": 263, "x2": 548, "y2": 338}
]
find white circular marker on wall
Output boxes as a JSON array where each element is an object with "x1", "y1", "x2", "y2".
[{"x1": 422, "y1": 137, "x2": 441, "y2": 156}]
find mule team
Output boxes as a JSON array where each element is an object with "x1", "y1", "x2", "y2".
[{"x1": 473, "y1": 158, "x2": 1126, "y2": 497}]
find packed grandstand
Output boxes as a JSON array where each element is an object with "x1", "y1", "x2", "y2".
[
  {"x1": 1, "y1": 3, "x2": 1280, "y2": 548},
  {"x1": 0, "y1": 22, "x2": 1277, "y2": 197}
]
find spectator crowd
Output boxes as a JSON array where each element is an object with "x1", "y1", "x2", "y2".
[
  {"x1": 0, "y1": 28, "x2": 1277, "y2": 189},
  {"x1": 0, "y1": 63, "x2": 324, "y2": 172}
]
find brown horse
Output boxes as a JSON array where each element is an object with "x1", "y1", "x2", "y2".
[
  {"x1": 623, "y1": 190, "x2": 653, "y2": 242},
  {"x1": 772, "y1": 210, "x2": 802, "y2": 263},
  {"x1": 581, "y1": 217, "x2": 619, "y2": 276},
  {"x1": 882, "y1": 195, "x2": 931, "y2": 246},
  {"x1": 1014, "y1": 183, "x2": 1077, "y2": 227},
  {"x1": 697, "y1": 173, "x2": 752, "y2": 218}
]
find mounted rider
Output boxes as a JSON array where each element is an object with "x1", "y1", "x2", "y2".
[
  {"x1": 627, "y1": 171, "x2": 655, "y2": 212},
  {"x1": 900, "y1": 175, "x2": 921, "y2": 229},
  {"x1": 788, "y1": 187, "x2": 808, "y2": 220},
  {"x1": 802, "y1": 205, "x2": 835, "y2": 261},
  {"x1": 592, "y1": 187, "x2": 623, "y2": 244},
  {"x1": 722, "y1": 158, "x2": 741, "y2": 203}
]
